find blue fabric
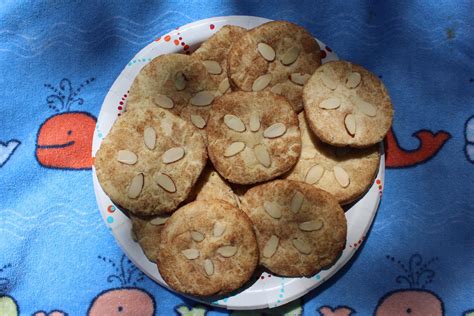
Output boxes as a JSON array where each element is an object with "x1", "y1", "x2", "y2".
[{"x1": 1, "y1": 1, "x2": 473, "y2": 315}]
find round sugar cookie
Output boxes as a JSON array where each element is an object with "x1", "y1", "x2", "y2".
[
  {"x1": 157, "y1": 200, "x2": 259, "y2": 296},
  {"x1": 227, "y1": 21, "x2": 321, "y2": 112},
  {"x1": 241, "y1": 179, "x2": 347, "y2": 277},
  {"x1": 206, "y1": 91, "x2": 301, "y2": 184},
  {"x1": 94, "y1": 106, "x2": 207, "y2": 216},
  {"x1": 285, "y1": 112, "x2": 380, "y2": 204},
  {"x1": 303, "y1": 60, "x2": 394, "y2": 147}
]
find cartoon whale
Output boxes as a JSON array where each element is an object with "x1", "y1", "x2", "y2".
[
  {"x1": 88, "y1": 288, "x2": 154, "y2": 316},
  {"x1": 36, "y1": 112, "x2": 96, "y2": 170},
  {"x1": 385, "y1": 128, "x2": 450, "y2": 168}
]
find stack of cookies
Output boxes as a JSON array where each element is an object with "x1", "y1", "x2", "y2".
[{"x1": 94, "y1": 21, "x2": 393, "y2": 297}]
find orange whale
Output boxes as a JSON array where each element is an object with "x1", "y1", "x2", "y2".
[{"x1": 36, "y1": 112, "x2": 96, "y2": 170}]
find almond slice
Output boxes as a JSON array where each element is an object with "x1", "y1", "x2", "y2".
[
  {"x1": 224, "y1": 114, "x2": 246, "y2": 132},
  {"x1": 224, "y1": 142, "x2": 246, "y2": 157},
  {"x1": 213, "y1": 222, "x2": 226, "y2": 237},
  {"x1": 153, "y1": 95, "x2": 174, "y2": 109},
  {"x1": 263, "y1": 201, "x2": 282, "y2": 219},
  {"x1": 117, "y1": 150, "x2": 138, "y2": 165},
  {"x1": 345, "y1": 72, "x2": 361, "y2": 89},
  {"x1": 292, "y1": 238, "x2": 312, "y2": 254},
  {"x1": 301, "y1": 147, "x2": 317, "y2": 159},
  {"x1": 150, "y1": 216, "x2": 168, "y2": 226},
  {"x1": 218, "y1": 78, "x2": 230, "y2": 94},
  {"x1": 350, "y1": 95, "x2": 377, "y2": 117},
  {"x1": 305, "y1": 165, "x2": 324, "y2": 184},
  {"x1": 320, "y1": 72, "x2": 338, "y2": 90},
  {"x1": 128, "y1": 173, "x2": 144, "y2": 199},
  {"x1": 190, "y1": 114, "x2": 206, "y2": 129},
  {"x1": 203, "y1": 259, "x2": 214, "y2": 276},
  {"x1": 298, "y1": 220, "x2": 323, "y2": 231},
  {"x1": 290, "y1": 191, "x2": 304, "y2": 213},
  {"x1": 217, "y1": 246, "x2": 238, "y2": 257},
  {"x1": 257, "y1": 43, "x2": 276, "y2": 61},
  {"x1": 162, "y1": 147, "x2": 185, "y2": 164},
  {"x1": 319, "y1": 97, "x2": 341, "y2": 110},
  {"x1": 191, "y1": 231, "x2": 205, "y2": 242},
  {"x1": 182, "y1": 248, "x2": 200, "y2": 260},
  {"x1": 262, "y1": 235, "x2": 279, "y2": 258},
  {"x1": 344, "y1": 114, "x2": 356, "y2": 136},
  {"x1": 252, "y1": 74, "x2": 272, "y2": 91},
  {"x1": 280, "y1": 46, "x2": 300, "y2": 65},
  {"x1": 263, "y1": 123, "x2": 286, "y2": 138},
  {"x1": 202, "y1": 60, "x2": 222, "y2": 74},
  {"x1": 333, "y1": 166, "x2": 350, "y2": 188},
  {"x1": 254, "y1": 144, "x2": 271, "y2": 167},
  {"x1": 143, "y1": 127, "x2": 156, "y2": 150},
  {"x1": 270, "y1": 83, "x2": 283, "y2": 95},
  {"x1": 190, "y1": 91, "x2": 215, "y2": 106},
  {"x1": 174, "y1": 71, "x2": 187, "y2": 91},
  {"x1": 249, "y1": 113, "x2": 260, "y2": 132},
  {"x1": 154, "y1": 172, "x2": 176, "y2": 193},
  {"x1": 290, "y1": 73, "x2": 311, "y2": 86}
]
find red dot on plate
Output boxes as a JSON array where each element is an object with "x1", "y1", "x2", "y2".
[
  {"x1": 260, "y1": 276, "x2": 264, "y2": 280},
  {"x1": 376, "y1": 179, "x2": 381, "y2": 184},
  {"x1": 181, "y1": 42, "x2": 185, "y2": 46},
  {"x1": 118, "y1": 113, "x2": 121, "y2": 116},
  {"x1": 320, "y1": 50, "x2": 327, "y2": 59},
  {"x1": 210, "y1": 24, "x2": 215, "y2": 30},
  {"x1": 184, "y1": 45, "x2": 190, "y2": 50},
  {"x1": 326, "y1": 46, "x2": 332, "y2": 52},
  {"x1": 118, "y1": 106, "x2": 123, "y2": 110},
  {"x1": 179, "y1": 37, "x2": 182, "y2": 40},
  {"x1": 119, "y1": 101, "x2": 124, "y2": 105},
  {"x1": 354, "y1": 243, "x2": 358, "y2": 247},
  {"x1": 378, "y1": 185, "x2": 383, "y2": 190}
]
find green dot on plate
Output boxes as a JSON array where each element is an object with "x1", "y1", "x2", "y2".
[{"x1": 107, "y1": 216, "x2": 114, "y2": 223}]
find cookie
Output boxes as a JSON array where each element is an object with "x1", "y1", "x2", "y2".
[
  {"x1": 206, "y1": 91, "x2": 301, "y2": 184},
  {"x1": 131, "y1": 214, "x2": 170, "y2": 263},
  {"x1": 303, "y1": 60, "x2": 394, "y2": 147},
  {"x1": 126, "y1": 53, "x2": 217, "y2": 132},
  {"x1": 94, "y1": 105, "x2": 207, "y2": 216},
  {"x1": 193, "y1": 165, "x2": 239, "y2": 207},
  {"x1": 285, "y1": 112, "x2": 380, "y2": 204},
  {"x1": 241, "y1": 179, "x2": 347, "y2": 277},
  {"x1": 227, "y1": 21, "x2": 321, "y2": 112},
  {"x1": 157, "y1": 200, "x2": 259, "y2": 296},
  {"x1": 194, "y1": 25, "x2": 246, "y2": 95}
]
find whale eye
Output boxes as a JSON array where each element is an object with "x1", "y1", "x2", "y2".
[
  {"x1": 118, "y1": 306, "x2": 123, "y2": 312},
  {"x1": 67, "y1": 130, "x2": 73, "y2": 135},
  {"x1": 406, "y1": 308, "x2": 412, "y2": 314}
]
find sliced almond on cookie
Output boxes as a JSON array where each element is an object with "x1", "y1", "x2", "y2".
[
  {"x1": 202, "y1": 60, "x2": 222, "y2": 75},
  {"x1": 344, "y1": 114, "x2": 356, "y2": 136},
  {"x1": 162, "y1": 147, "x2": 185, "y2": 164},
  {"x1": 217, "y1": 246, "x2": 238, "y2": 257},
  {"x1": 292, "y1": 238, "x2": 312, "y2": 254},
  {"x1": 224, "y1": 114, "x2": 246, "y2": 132},
  {"x1": 280, "y1": 46, "x2": 300, "y2": 65},
  {"x1": 252, "y1": 74, "x2": 272, "y2": 91},
  {"x1": 263, "y1": 201, "x2": 282, "y2": 219},
  {"x1": 290, "y1": 191, "x2": 304, "y2": 213},
  {"x1": 263, "y1": 123, "x2": 286, "y2": 138},
  {"x1": 270, "y1": 83, "x2": 284, "y2": 95},
  {"x1": 117, "y1": 150, "x2": 138, "y2": 165},
  {"x1": 203, "y1": 259, "x2": 214, "y2": 276},
  {"x1": 345, "y1": 72, "x2": 361, "y2": 89},
  {"x1": 224, "y1": 142, "x2": 246, "y2": 157},
  {"x1": 320, "y1": 73, "x2": 338, "y2": 90},
  {"x1": 154, "y1": 172, "x2": 177, "y2": 193},
  {"x1": 299, "y1": 220, "x2": 323, "y2": 231},
  {"x1": 213, "y1": 222, "x2": 226, "y2": 237},
  {"x1": 174, "y1": 71, "x2": 187, "y2": 91},
  {"x1": 319, "y1": 97, "x2": 341, "y2": 110},
  {"x1": 254, "y1": 144, "x2": 271, "y2": 167},
  {"x1": 153, "y1": 94, "x2": 174, "y2": 109},
  {"x1": 191, "y1": 231, "x2": 205, "y2": 242},
  {"x1": 263, "y1": 235, "x2": 279, "y2": 258},
  {"x1": 150, "y1": 216, "x2": 168, "y2": 226},
  {"x1": 333, "y1": 166, "x2": 350, "y2": 188},
  {"x1": 128, "y1": 173, "x2": 144, "y2": 198},
  {"x1": 350, "y1": 95, "x2": 377, "y2": 117},
  {"x1": 144, "y1": 127, "x2": 156, "y2": 150},
  {"x1": 190, "y1": 114, "x2": 206, "y2": 129},
  {"x1": 190, "y1": 91, "x2": 215, "y2": 106},
  {"x1": 249, "y1": 113, "x2": 260, "y2": 132},
  {"x1": 182, "y1": 248, "x2": 200, "y2": 259},
  {"x1": 257, "y1": 43, "x2": 276, "y2": 61},
  {"x1": 290, "y1": 73, "x2": 311, "y2": 86},
  {"x1": 305, "y1": 165, "x2": 324, "y2": 184},
  {"x1": 218, "y1": 78, "x2": 230, "y2": 94}
]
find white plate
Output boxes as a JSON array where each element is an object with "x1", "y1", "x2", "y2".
[{"x1": 92, "y1": 15, "x2": 385, "y2": 310}]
